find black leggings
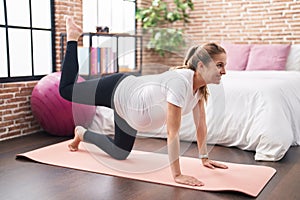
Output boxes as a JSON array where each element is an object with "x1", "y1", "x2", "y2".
[{"x1": 59, "y1": 41, "x2": 137, "y2": 160}]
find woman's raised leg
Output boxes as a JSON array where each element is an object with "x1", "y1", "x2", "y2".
[{"x1": 61, "y1": 17, "x2": 137, "y2": 159}]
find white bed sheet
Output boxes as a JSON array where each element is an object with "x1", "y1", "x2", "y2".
[
  {"x1": 205, "y1": 70, "x2": 300, "y2": 161},
  {"x1": 89, "y1": 71, "x2": 300, "y2": 161}
]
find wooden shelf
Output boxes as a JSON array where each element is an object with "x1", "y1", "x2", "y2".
[{"x1": 60, "y1": 32, "x2": 143, "y2": 79}]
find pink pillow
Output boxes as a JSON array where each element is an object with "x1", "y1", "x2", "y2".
[
  {"x1": 246, "y1": 44, "x2": 291, "y2": 71},
  {"x1": 221, "y1": 43, "x2": 251, "y2": 70}
]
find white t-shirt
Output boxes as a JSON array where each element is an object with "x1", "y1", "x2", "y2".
[{"x1": 113, "y1": 69, "x2": 201, "y2": 132}]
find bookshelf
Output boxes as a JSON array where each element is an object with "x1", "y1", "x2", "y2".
[{"x1": 60, "y1": 32, "x2": 143, "y2": 78}]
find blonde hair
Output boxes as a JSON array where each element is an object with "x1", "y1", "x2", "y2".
[{"x1": 170, "y1": 42, "x2": 226, "y2": 102}]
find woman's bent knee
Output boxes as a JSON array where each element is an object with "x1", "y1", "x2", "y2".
[{"x1": 59, "y1": 86, "x2": 73, "y2": 102}]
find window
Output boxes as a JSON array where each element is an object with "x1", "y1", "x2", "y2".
[
  {"x1": 81, "y1": 0, "x2": 137, "y2": 73},
  {"x1": 0, "y1": 0, "x2": 54, "y2": 83},
  {"x1": 82, "y1": 0, "x2": 135, "y2": 34}
]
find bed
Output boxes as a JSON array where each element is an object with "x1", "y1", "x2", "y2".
[{"x1": 88, "y1": 44, "x2": 300, "y2": 161}]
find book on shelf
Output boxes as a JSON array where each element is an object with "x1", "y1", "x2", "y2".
[
  {"x1": 77, "y1": 46, "x2": 117, "y2": 76},
  {"x1": 99, "y1": 47, "x2": 117, "y2": 74},
  {"x1": 90, "y1": 47, "x2": 98, "y2": 75}
]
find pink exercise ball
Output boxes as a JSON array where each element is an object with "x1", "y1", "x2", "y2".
[{"x1": 31, "y1": 72, "x2": 96, "y2": 136}]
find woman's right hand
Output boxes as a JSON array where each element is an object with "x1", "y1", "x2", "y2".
[{"x1": 174, "y1": 174, "x2": 204, "y2": 187}]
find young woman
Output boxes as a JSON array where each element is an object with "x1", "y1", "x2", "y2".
[{"x1": 60, "y1": 16, "x2": 228, "y2": 187}]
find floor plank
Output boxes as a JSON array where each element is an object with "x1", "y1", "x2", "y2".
[{"x1": 0, "y1": 132, "x2": 299, "y2": 200}]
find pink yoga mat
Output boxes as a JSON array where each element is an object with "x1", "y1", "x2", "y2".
[{"x1": 16, "y1": 140, "x2": 276, "y2": 197}]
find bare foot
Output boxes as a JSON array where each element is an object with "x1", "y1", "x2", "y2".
[
  {"x1": 68, "y1": 126, "x2": 86, "y2": 151},
  {"x1": 65, "y1": 16, "x2": 82, "y2": 42}
]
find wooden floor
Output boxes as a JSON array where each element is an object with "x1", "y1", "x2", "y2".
[{"x1": 1, "y1": 131, "x2": 299, "y2": 200}]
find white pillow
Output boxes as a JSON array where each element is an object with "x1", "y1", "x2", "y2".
[{"x1": 286, "y1": 44, "x2": 300, "y2": 71}]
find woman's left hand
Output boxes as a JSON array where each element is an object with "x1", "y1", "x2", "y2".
[{"x1": 202, "y1": 158, "x2": 228, "y2": 169}]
